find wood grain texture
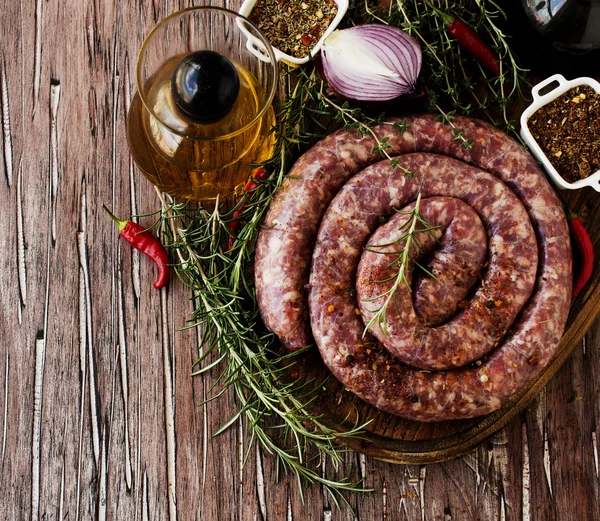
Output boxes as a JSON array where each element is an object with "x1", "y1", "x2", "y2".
[{"x1": 0, "y1": 0, "x2": 599, "y2": 520}]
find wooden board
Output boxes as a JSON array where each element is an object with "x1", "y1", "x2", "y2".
[{"x1": 288, "y1": 172, "x2": 600, "y2": 464}]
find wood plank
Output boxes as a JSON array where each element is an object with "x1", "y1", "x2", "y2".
[{"x1": 0, "y1": 0, "x2": 599, "y2": 519}]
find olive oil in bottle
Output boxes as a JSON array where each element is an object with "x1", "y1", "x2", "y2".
[{"x1": 127, "y1": 53, "x2": 276, "y2": 203}]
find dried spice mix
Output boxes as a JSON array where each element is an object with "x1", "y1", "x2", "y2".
[
  {"x1": 528, "y1": 85, "x2": 600, "y2": 183},
  {"x1": 250, "y1": 0, "x2": 338, "y2": 59}
]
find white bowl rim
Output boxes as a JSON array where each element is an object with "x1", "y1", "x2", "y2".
[
  {"x1": 238, "y1": 0, "x2": 349, "y2": 65},
  {"x1": 520, "y1": 74, "x2": 600, "y2": 192}
]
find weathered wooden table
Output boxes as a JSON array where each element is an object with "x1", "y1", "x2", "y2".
[{"x1": 1, "y1": 0, "x2": 599, "y2": 519}]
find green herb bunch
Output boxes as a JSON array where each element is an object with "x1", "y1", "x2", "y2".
[
  {"x1": 361, "y1": 193, "x2": 442, "y2": 338},
  {"x1": 157, "y1": 68, "x2": 371, "y2": 507},
  {"x1": 153, "y1": 0, "x2": 528, "y2": 506},
  {"x1": 362, "y1": 0, "x2": 526, "y2": 137}
]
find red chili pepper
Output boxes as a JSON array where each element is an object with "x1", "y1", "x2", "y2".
[
  {"x1": 104, "y1": 205, "x2": 171, "y2": 289},
  {"x1": 567, "y1": 209, "x2": 594, "y2": 299},
  {"x1": 227, "y1": 167, "x2": 271, "y2": 251},
  {"x1": 445, "y1": 17, "x2": 500, "y2": 76},
  {"x1": 425, "y1": 2, "x2": 500, "y2": 76}
]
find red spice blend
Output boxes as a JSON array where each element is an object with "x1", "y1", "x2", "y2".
[
  {"x1": 528, "y1": 85, "x2": 600, "y2": 183},
  {"x1": 250, "y1": 0, "x2": 338, "y2": 58}
]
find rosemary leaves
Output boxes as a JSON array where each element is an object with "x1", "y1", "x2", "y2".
[
  {"x1": 361, "y1": 193, "x2": 439, "y2": 338},
  {"x1": 152, "y1": 0, "x2": 531, "y2": 506},
  {"x1": 250, "y1": 0, "x2": 338, "y2": 58}
]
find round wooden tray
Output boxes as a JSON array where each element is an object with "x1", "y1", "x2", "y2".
[{"x1": 289, "y1": 188, "x2": 600, "y2": 464}]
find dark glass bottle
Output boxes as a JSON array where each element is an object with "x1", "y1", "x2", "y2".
[{"x1": 505, "y1": 0, "x2": 600, "y2": 77}]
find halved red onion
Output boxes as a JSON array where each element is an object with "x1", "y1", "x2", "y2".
[{"x1": 321, "y1": 25, "x2": 422, "y2": 101}]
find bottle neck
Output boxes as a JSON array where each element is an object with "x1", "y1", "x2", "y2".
[{"x1": 506, "y1": 0, "x2": 600, "y2": 76}]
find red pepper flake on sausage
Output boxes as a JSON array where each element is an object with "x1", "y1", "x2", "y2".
[{"x1": 255, "y1": 114, "x2": 571, "y2": 422}]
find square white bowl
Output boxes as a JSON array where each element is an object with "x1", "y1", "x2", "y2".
[
  {"x1": 238, "y1": 0, "x2": 348, "y2": 66},
  {"x1": 520, "y1": 74, "x2": 600, "y2": 192}
]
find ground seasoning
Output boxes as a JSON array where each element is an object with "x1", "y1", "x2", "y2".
[
  {"x1": 528, "y1": 85, "x2": 600, "y2": 183},
  {"x1": 250, "y1": 0, "x2": 338, "y2": 59}
]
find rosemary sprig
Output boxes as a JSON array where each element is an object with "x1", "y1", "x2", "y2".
[
  {"x1": 150, "y1": 0, "x2": 531, "y2": 506},
  {"x1": 157, "y1": 190, "x2": 371, "y2": 506},
  {"x1": 153, "y1": 69, "x2": 373, "y2": 507},
  {"x1": 361, "y1": 194, "x2": 440, "y2": 338}
]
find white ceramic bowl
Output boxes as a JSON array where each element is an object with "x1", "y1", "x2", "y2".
[
  {"x1": 520, "y1": 74, "x2": 600, "y2": 192},
  {"x1": 238, "y1": 0, "x2": 348, "y2": 66}
]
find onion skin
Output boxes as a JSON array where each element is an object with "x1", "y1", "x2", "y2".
[
  {"x1": 320, "y1": 25, "x2": 422, "y2": 102},
  {"x1": 314, "y1": 55, "x2": 426, "y2": 110}
]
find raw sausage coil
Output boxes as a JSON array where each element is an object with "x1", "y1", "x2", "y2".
[
  {"x1": 355, "y1": 190, "x2": 536, "y2": 371},
  {"x1": 255, "y1": 115, "x2": 572, "y2": 422}
]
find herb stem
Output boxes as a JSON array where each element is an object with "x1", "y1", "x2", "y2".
[
  {"x1": 320, "y1": 92, "x2": 396, "y2": 162},
  {"x1": 154, "y1": 119, "x2": 371, "y2": 506},
  {"x1": 151, "y1": 0, "x2": 530, "y2": 507},
  {"x1": 396, "y1": 0, "x2": 446, "y2": 68},
  {"x1": 362, "y1": 193, "x2": 424, "y2": 338}
]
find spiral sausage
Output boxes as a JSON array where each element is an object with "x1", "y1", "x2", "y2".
[
  {"x1": 354, "y1": 188, "x2": 536, "y2": 371},
  {"x1": 409, "y1": 198, "x2": 487, "y2": 328},
  {"x1": 255, "y1": 115, "x2": 572, "y2": 421}
]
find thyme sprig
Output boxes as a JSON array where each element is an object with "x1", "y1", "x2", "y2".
[
  {"x1": 435, "y1": 104, "x2": 474, "y2": 149},
  {"x1": 150, "y1": 0, "x2": 530, "y2": 506},
  {"x1": 320, "y1": 93, "x2": 397, "y2": 160},
  {"x1": 319, "y1": 92, "x2": 414, "y2": 168},
  {"x1": 361, "y1": 194, "x2": 440, "y2": 338},
  {"x1": 157, "y1": 189, "x2": 372, "y2": 507},
  {"x1": 153, "y1": 69, "x2": 373, "y2": 507},
  {"x1": 364, "y1": 0, "x2": 528, "y2": 139}
]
